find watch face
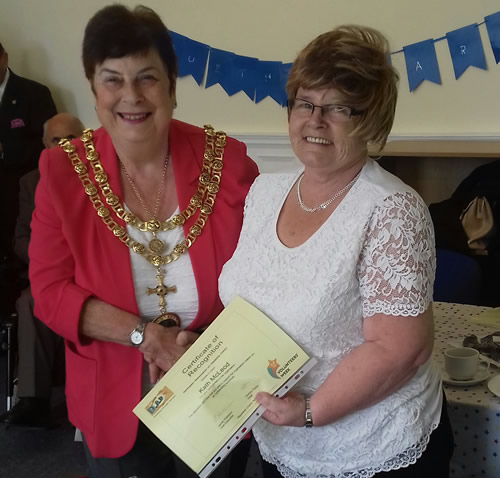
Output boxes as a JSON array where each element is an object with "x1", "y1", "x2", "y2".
[{"x1": 130, "y1": 330, "x2": 143, "y2": 345}]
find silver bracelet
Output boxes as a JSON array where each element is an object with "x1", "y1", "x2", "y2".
[{"x1": 304, "y1": 397, "x2": 313, "y2": 428}]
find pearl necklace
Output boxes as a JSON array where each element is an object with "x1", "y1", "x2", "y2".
[{"x1": 297, "y1": 171, "x2": 361, "y2": 213}]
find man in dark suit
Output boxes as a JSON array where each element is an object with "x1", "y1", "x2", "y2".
[
  {"x1": 0, "y1": 41, "x2": 57, "y2": 314},
  {"x1": 0, "y1": 113, "x2": 84, "y2": 427}
]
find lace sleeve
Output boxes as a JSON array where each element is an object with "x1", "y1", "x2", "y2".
[{"x1": 358, "y1": 191, "x2": 436, "y2": 318}]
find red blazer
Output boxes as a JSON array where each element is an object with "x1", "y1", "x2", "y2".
[{"x1": 29, "y1": 120, "x2": 258, "y2": 457}]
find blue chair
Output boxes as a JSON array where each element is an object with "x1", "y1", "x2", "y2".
[{"x1": 433, "y1": 248, "x2": 482, "y2": 304}]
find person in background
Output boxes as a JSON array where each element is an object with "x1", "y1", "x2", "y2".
[
  {"x1": 28, "y1": 5, "x2": 258, "y2": 478},
  {"x1": 0, "y1": 42, "x2": 57, "y2": 311},
  {"x1": 0, "y1": 113, "x2": 85, "y2": 427},
  {"x1": 219, "y1": 25, "x2": 454, "y2": 478}
]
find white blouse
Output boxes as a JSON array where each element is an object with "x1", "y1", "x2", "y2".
[{"x1": 218, "y1": 159, "x2": 442, "y2": 478}]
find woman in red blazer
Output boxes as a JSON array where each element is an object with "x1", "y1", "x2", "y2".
[{"x1": 28, "y1": 5, "x2": 257, "y2": 478}]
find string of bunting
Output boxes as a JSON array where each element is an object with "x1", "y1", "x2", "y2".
[{"x1": 170, "y1": 11, "x2": 500, "y2": 105}]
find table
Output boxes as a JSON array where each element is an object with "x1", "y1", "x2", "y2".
[
  {"x1": 245, "y1": 302, "x2": 500, "y2": 478},
  {"x1": 433, "y1": 302, "x2": 500, "y2": 478}
]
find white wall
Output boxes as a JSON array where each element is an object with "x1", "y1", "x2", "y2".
[{"x1": 1, "y1": 0, "x2": 499, "y2": 137}]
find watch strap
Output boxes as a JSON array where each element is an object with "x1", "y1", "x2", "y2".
[
  {"x1": 305, "y1": 397, "x2": 313, "y2": 428},
  {"x1": 129, "y1": 320, "x2": 147, "y2": 347}
]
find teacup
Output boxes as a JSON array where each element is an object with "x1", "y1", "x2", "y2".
[{"x1": 444, "y1": 347, "x2": 489, "y2": 381}]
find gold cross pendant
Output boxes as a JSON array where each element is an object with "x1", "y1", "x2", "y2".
[{"x1": 146, "y1": 270, "x2": 177, "y2": 308}]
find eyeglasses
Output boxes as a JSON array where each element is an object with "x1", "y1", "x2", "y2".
[{"x1": 287, "y1": 98, "x2": 362, "y2": 122}]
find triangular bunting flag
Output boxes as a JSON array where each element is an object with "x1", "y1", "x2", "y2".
[
  {"x1": 222, "y1": 55, "x2": 258, "y2": 99},
  {"x1": 170, "y1": 32, "x2": 209, "y2": 86},
  {"x1": 485, "y1": 11, "x2": 500, "y2": 63},
  {"x1": 255, "y1": 61, "x2": 283, "y2": 105},
  {"x1": 205, "y1": 49, "x2": 235, "y2": 89},
  {"x1": 403, "y1": 39, "x2": 441, "y2": 91},
  {"x1": 446, "y1": 24, "x2": 487, "y2": 79}
]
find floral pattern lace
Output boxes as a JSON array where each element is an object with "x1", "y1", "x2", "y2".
[
  {"x1": 218, "y1": 159, "x2": 441, "y2": 478},
  {"x1": 261, "y1": 422, "x2": 438, "y2": 478},
  {"x1": 359, "y1": 190, "x2": 436, "y2": 317}
]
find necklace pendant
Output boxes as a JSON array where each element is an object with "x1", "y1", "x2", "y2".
[
  {"x1": 149, "y1": 237, "x2": 166, "y2": 254},
  {"x1": 153, "y1": 312, "x2": 181, "y2": 328}
]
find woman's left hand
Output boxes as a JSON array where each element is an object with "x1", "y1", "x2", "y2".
[
  {"x1": 176, "y1": 330, "x2": 200, "y2": 348},
  {"x1": 147, "y1": 361, "x2": 166, "y2": 383},
  {"x1": 255, "y1": 391, "x2": 307, "y2": 427},
  {"x1": 143, "y1": 330, "x2": 201, "y2": 383},
  {"x1": 140, "y1": 324, "x2": 189, "y2": 375}
]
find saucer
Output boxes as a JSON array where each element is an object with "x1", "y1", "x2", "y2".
[
  {"x1": 442, "y1": 368, "x2": 490, "y2": 386},
  {"x1": 487, "y1": 375, "x2": 500, "y2": 397}
]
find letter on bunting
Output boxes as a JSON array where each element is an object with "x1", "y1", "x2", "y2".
[
  {"x1": 403, "y1": 39, "x2": 441, "y2": 91},
  {"x1": 446, "y1": 24, "x2": 487, "y2": 79},
  {"x1": 255, "y1": 61, "x2": 284, "y2": 105},
  {"x1": 205, "y1": 49, "x2": 234, "y2": 90},
  {"x1": 170, "y1": 32, "x2": 209, "y2": 86},
  {"x1": 222, "y1": 55, "x2": 259, "y2": 99}
]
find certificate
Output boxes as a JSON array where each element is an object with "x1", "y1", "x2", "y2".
[{"x1": 133, "y1": 296, "x2": 316, "y2": 477}]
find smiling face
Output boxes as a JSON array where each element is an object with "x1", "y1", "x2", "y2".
[
  {"x1": 288, "y1": 87, "x2": 367, "y2": 173},
  {"x1": 92, "y1": 49, "x2": 175, "y2": 146}
]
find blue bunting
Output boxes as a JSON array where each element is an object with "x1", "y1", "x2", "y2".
[
  {"x1": 279, "y1": 63, "x2": 293, "y2": 106},
  {"x1": 224, "y1": 55, "x2": 259, "y2": 99},
  {"x1": 205, "y1": 49, "x2": 234, "y2": 90},
  {"x1": 170, "y1": 32, "x2": 209, "y2": 86},
  {"x1": 255, "y1": 61, "x2": 284, "y2": 105},
  {"x1": 169, "y1": 11, "x2": 500, "y2": 100},
  {"x1": 446, "y1": 24, "x2": 486, "y2": 79},
  {"x1": 485, "y1": 11, "x2": 500, "y2": 63},
  {"x1": 403, "y1": 39, "x2": 441, "y2": 92}
]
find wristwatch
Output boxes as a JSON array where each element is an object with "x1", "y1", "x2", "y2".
[
  {"x1": 129, "y1": 320, "x2": 147, "y2": 347},
  {"x1": 304, "y1": 397, "x2": 313, "y2": 428}
]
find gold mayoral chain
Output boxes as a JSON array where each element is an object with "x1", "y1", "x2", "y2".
[{"x1": 59, "y1": 125, "x2": 226, "y2": 327}]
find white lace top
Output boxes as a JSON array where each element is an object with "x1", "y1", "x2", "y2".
[{"x1": 218, "y1": 159, "x2": 442, "y2": 478}]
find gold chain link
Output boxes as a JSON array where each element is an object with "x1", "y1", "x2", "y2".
[{"x1": 59, "y1": 125, "x2": 226, "y2": 267}]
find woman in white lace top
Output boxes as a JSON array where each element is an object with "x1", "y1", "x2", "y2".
[{"x1": 218, "y1": 26, "x2": 453, "y2": 478}]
